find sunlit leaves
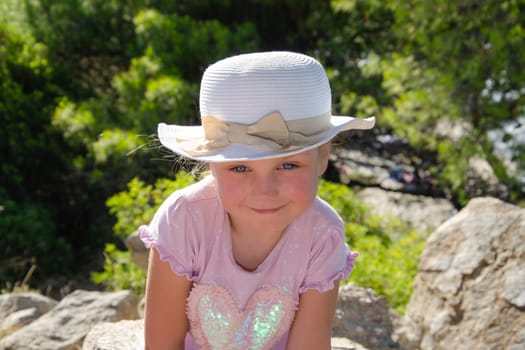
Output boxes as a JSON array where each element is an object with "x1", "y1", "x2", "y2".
[
  {"x1": 134, "y1": 9, "x2": 259, "y2": 79},
  {"x1": 318, "y1": 178, "x2": 424, "y2": 313},
  {"x1": 52, "y1": 98, "x2": 95, "y2": 146},
  {"x1": 92, "y1": 129, "x2": 142, "y2": 164},
  {"x1": 91, "y1": 243, "x2": 147, "y2": 296},
  {"x1": 389, "y1": 0, "x2": 525, "y2": 127},
  {"x1": 340, "y1": 92, "x2": 380, "y2": 119},
  {"x1": 112, "y1": 56, "x2": 196, "y2": 132},
  {"x1": 106, "y1": 173, "x2": 198, "y2": 241}
]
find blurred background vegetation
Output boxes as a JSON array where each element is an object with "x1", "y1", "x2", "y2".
[{"x1": 1, "y1": 0, "x2": 524, "y2": 312}]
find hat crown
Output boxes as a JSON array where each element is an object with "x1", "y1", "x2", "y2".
[
  {"x1": 157, "y1": 51, "x2": 375, "y2": 162},
  {"x1": 199, "y1": 51, "x2": 331, "y2": 123}
]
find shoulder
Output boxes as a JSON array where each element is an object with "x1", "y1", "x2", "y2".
[
  {"x1": 287, "y1": 196, "x2": 344, "y2": 247},
  {"x1": 304, "y1": 196, "x2": 344, "y2": 229},
  {"x1": 149, "y1": 175, "x2": 222, "y2": 235},
  {"x1": 300, "y1": 197, "x2": 346, "y2": 249},
  {"x1": 142, "y1": 175, "x2": 223, "y2": 275}
]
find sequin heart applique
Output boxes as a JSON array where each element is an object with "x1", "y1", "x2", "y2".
[{"x1": 187, "y1": 284, "x2": 297, "y2": 350}]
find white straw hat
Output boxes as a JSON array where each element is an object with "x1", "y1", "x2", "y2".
[{"x1": 158, "y1": 51, "x2": 375, "y2": 162}]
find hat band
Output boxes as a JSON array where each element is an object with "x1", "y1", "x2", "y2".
[{"x1": 178, "y1": 111, "x2": 332, "y2": 156}]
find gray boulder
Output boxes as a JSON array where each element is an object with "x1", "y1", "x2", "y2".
[
  {"x1": 0, "y1": 292, "x2": 57, "y2": 336},
  {"x1": 333, "y1": 283, "x2": 397, "y2": 350},
  {"x1": 356, "y1": 187, "x2": 456, "y2": 233},
  {"x1": 125, "y1": 230, "x2": 149, "y2": 271},
  {"x1": 394, "y1": 197, "x2": 525, "y2": 350},
  {"x1": 0, "y1": 290, "x2": 138, "y2": 350},
  {"x1": 83, "y1": 319, "x2": 144, "y2": 350}
]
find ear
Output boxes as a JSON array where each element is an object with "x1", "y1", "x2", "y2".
[{"x1": 317, "y1": 142, "x2": 331, "y2": 176}]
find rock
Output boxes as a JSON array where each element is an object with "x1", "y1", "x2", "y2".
[
  {"x1": 330, "y1": 131, "x2": 513, "y2": 201},
  {"x1": 331, "y1": 337, "x2": 370, "y2": 350},
  {"x1": 333, "y1": 283, "x2": 398, "y2": 350},
  {"x1": 1, "y1": 308, "x2": 39, "y2": 336},
  {"x1": 329, "y1": 149, "x2": 392, "y2": 187},
  {"x1": 356, "y1": 187, "x2": 456, "y2": 233},
  {"x1": 330, "y1": 133, "x2": 444, "y2": 197},
  {"x1": 0, "y1": 292, "x2": 57, "y2": 336},
  {"x1": 0, "y1": 292, "x2": 57, "y2": 320},
  {"x1": 393, "y1": 197, "x2": 525, "y2": 350},
  {"x1": 466, "y1": 156, "x2": 509, "y2": 199},
  {"x1": 125, "y1": 230, "x2": 149, "y2": 270},
  {"x1": 83, "y1": 319, "x2": 144, "y2": 350},
  {"x1": 0, "y1": 290, "x2": 139, "y2": 350}
]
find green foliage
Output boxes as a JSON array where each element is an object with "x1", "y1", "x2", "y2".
[
  {"x1": 319, "y1": 180, "x2": 425, "y2": 312},
  {"x1": 134, "y1": 9, "x2": 259, "y2": 80},
  {"x1": 0, "y1": 194, "x2": 71, "y2": 289},
  {"x1": 52, "y1": 97, "x2": 96, "y2": 147},
  {"x1": 93, "y1": 172, "x2": 198, "y2": 295},
  {"x1": 389, "y1": 0, "x2": 525, "y2": 128},
  {"x1": 318, "y1": 179, "x2": 427, "y2": 312},
  {"x1": 0, "y1": 21, "x2": 58, "y2": 199},
  {"x1": 360, "y1": 53, "x2": 460, "y2": 150},
  {"x1": 23, "y1": 0, "x2": 139, "y2": 97},
  {"x1": 1, "y1": 0, "x2": 524, "y2": 298},
  {"x1": 112, "y1": 56, "x2": 198, "y2": 131},
  {"x1": 91, "y1": 243, "x2": 147, "y2": 296},
  {"x1": 92, "y1": 129, "x2": 143, "y2": 164},
  {"x1": 318, "y1": 179, "x2": 389, "y2": 243},
  {"x1": 387, "y1": 0, "x2": 525, "y2": 200},
  {"x1": 351, "y1": 230, "x2": 425, "y2": 313},
  {"x1": 106, "y1": 173, "x2": 198, "y2": 241}
]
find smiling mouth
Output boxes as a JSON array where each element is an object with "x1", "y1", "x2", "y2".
[{"x1": 250, "y1": 205, "x2": 285, "y2": 214}]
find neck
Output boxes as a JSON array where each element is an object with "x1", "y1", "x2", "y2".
[{"x1": 229, "y1": 217, "x2": 286, "y2": 271}]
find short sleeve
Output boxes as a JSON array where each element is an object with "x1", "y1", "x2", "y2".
[
  {"x1": 139, "y1": 194, "x2": 200, "y2": 281},
  {"x1": 299, "y1": 224, "x2": 358, "y2": 294}
]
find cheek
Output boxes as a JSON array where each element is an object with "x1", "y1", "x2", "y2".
[
  {"x1": 212, "y1": 174, "x2": 245, "y2": 208},
  {"x1": 283, "y1": 172, "x2": 319, "y2": 203}
]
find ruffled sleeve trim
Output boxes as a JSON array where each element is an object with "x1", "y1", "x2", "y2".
[
  {"x1": 299, "y1": 251, "x2": 359, "y2": 294},
  {"x1": 139, "y1": 224, "x2": 156, "y2": 249},
  {"x1": 139, "y1": 224, "x2": 195, "y2": 281}
]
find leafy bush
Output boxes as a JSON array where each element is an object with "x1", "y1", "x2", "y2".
[
  {"x1": 106, "y1": 173, "x2": 198, "y2": 241},
  {"x1": 318, "y1": 179, "x2": 425, "y2": 313},
  {"x1": 96, "y1": 172, "x2": 424, "y2": 311},
  {"x1": 133, "y1": 9, "x2": 259, "y2": 80},
  {"x1": 0, "y1": 194, "x2": 72, "y2": 290},
  {"x1": 91, "y1": 243, "x2": 147, "y2": 296},
  {"x1": 92, "y1": 172, "x2": 198, "y2": 294},
  {"x1": 350, "y1": 230, "x2": 425, "y2": 313}
]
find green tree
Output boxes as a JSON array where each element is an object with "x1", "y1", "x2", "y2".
[
  {"x1": 332, "y1": 0, "x2": 525, "y2": 204},
  {"x1": 0, "y1": 18, "x2": 74, "y2": 284},
  {"x1": 388, "y1": 0, "x2": 525, "y2": 201}
]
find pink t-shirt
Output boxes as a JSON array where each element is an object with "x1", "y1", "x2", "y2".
[{"x1": 140, "y1": 175, "x2": 357, "y2": 349}]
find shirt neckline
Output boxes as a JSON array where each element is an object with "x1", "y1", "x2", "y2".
[{"x1": 224, "y1": 213, "x2": 293, "y2": 273}]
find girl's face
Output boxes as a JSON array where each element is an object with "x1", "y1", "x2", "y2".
[{"x1": 209, "y1": 144, "x2": 330, "y2": 236}]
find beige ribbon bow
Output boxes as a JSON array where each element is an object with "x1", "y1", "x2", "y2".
[{"x1": 179, "y1": 111, "x2": 331, "y2": 156}]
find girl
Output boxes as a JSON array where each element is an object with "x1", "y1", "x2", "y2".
[{"x1": 140, "y1": 51, "x2": 375, "y2": 349}]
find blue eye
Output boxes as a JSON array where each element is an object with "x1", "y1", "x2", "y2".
[
  {"x1": 231, "y1": 165, "x2": 248, "y2": 172},
  {"x1": 281, "y1": 163, "x2": 297, "y2": 170}
]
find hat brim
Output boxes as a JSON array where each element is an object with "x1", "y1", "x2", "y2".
[{"x1": 158, "y1": 115, "x2": 375, "y2": 162}]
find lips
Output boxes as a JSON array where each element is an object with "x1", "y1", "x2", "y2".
[{"x1": 250, "y1": 205, "x2": 285, "y2": 214}]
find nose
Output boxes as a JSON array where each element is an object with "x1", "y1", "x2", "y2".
[{"x1": 252, "y1": 172, "x2": 279, "y2": 197}]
